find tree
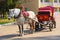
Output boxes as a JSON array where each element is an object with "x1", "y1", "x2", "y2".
[
  {"x1": 0, "y1": 0, "x2": 22, "y2": 18},
  {"x1": 0, "y1": 0, "x2": 7, "y2": 18}
]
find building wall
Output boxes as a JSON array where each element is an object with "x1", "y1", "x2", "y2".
[
  {"x1": 22, "y1": 0, "x2": 60, "y2": 13},
  {"x1": 22, "y1": 0, "x2": 38, "y2": 14}
]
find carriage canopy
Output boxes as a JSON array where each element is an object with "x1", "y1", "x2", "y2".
[{"x1": 38, "y1": 6, "x2": 55, "y2": 14}]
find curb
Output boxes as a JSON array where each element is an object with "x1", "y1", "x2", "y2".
[{"x1": 0, "y1": 22, "x2": 16, "y2": 26}]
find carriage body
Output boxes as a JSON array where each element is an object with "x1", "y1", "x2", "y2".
[
  {"x1": 37, "y1": 6, "x2": 55, "y2": 21},
  {"x1": 35, "y1": 6, "x2": 56, "y2": 31}
]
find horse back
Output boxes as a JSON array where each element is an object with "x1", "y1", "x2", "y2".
[{"x1": 26, "y1": 11, "x2": 36, "y2": 19}]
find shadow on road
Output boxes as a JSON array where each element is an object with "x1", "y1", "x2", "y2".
[
  {"x1": 0, "y1": 34, "x2": 60, "y2": 40},
  {"x1": 24, "y1": 28, "x2": 45, "y2": 35},
  {"x1": 0, "y1": 28, "x2": 50, "y2": 40},
  {"x1": 0, "y1": 34, "x2": 19, "y2": 40},
  {"x1": 12, "y1": 35, "x2": 60, "y2": 40}
]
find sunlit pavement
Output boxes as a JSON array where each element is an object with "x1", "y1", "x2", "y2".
[{"x1": 0, "y1": 13, "x2": 60, "y2": 40}]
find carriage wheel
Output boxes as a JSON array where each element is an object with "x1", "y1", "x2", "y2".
[
  {"x1": 49, "y1": 23, "x2": 52, "y2": 31},
  {"x1": 18, "y1": 25, "x2": 23, "y2": 36},
  {"x1": 53, "y1": 21, "x2": 56, "y2": 28},
  {"x1": 35, "y1": 22, "x2": 39, "y2": 31}
]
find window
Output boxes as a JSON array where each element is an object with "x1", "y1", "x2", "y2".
[
  {"x1": 54, "y1": 0, "x2": 57, "y2": 3},
  {"x1": 44, "y1": 0, "x2": 49, "y2": 2},
  {"x1": 55, "y1": 8, "x2": 57, "y2": 12}
]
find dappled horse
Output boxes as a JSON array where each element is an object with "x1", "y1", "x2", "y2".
[{"x1": 8, "y1": 8, "x2": 38, "y2": 36}]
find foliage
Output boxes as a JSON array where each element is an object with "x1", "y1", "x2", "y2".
[
  {"x1": 0, "y1": 18, "x2": 15, "y2": 24},
  {"x1": 0, "y1": 0, "x2": 22, "y2": 18},
  {"x1": 0, "y1": 0, "x2": 6, "y2": 18},
  {"x1": 4, "y1": 12, "x2": 8, "y2": 19}
]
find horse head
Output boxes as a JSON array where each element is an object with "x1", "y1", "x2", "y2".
[
  {"x1": 8, "y1": 8, "x2": 21, "y2": 20},
  {"x1": 8, "y1": 9, "x2": 14, "y2": 20}
]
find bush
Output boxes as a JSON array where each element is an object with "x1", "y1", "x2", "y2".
[{"x1": 4, "y1": 12, "x2": 8, "y2": 19}]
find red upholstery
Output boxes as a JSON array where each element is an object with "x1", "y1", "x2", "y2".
[{"x1": 37, "y1": 14, "x2": 49, "y2": 21}]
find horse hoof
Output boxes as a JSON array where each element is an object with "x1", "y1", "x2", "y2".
[
  {"x1": 18, "y1": 34, "x2": 24, "y2": 37},
  {"x1": 18, "y1": 35, "x2": 22, "y2": 36},
  {"x1": 54, "y1": 27, "x2": 56, "y2": 28}
]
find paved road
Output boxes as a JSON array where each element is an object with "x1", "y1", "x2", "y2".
[{"x1": 0, "y1": 14, "x2": 60, "y2": 40}]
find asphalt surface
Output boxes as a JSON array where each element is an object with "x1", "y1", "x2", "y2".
[{"x1": 0, "y1": 13, "x2": 60, "y2": 40}]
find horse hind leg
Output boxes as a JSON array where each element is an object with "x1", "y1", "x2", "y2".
[
  {"x1": 32, "y1": 21, "x2": 35, "y2": 32},
  {"x1": 29, "y1": 20, "x2": 35, "y2": 34}
]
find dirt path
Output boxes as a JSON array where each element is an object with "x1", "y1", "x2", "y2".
[{"x1": 0, "y1": 15, "x2": 60, "y2": 40}]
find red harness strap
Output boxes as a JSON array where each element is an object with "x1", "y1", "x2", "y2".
[
  {"x1": 21, "y1": 10, "x2": 30, "y2": 17},
  {"x1": 21, "y1": 10, "x2": 25, "y2": 16},
  {"x1": 26, "y1": 12, "x2": 29, "y2": 17}
]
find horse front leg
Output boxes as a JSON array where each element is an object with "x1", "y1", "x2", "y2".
[{"x1": 18, "y1": 24, "x2": 23, "y2": 36}]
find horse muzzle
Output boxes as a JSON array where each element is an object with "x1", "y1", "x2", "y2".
[{"x1": 8, "y1": 17, "x2": 11, "y2": 20}]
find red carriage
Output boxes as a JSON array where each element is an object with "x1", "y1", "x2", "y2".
[{"x1": 35, "y1": 6, "x2": 56, "y2": 31}]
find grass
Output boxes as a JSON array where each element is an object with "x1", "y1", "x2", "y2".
[{"x1": 0, "y1": 18, "x2": 15, "y2": 24}]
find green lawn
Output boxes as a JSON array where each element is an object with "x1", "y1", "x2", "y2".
[{"x1": 0, "y1": 18, "x2": 15, "y2": 24}]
